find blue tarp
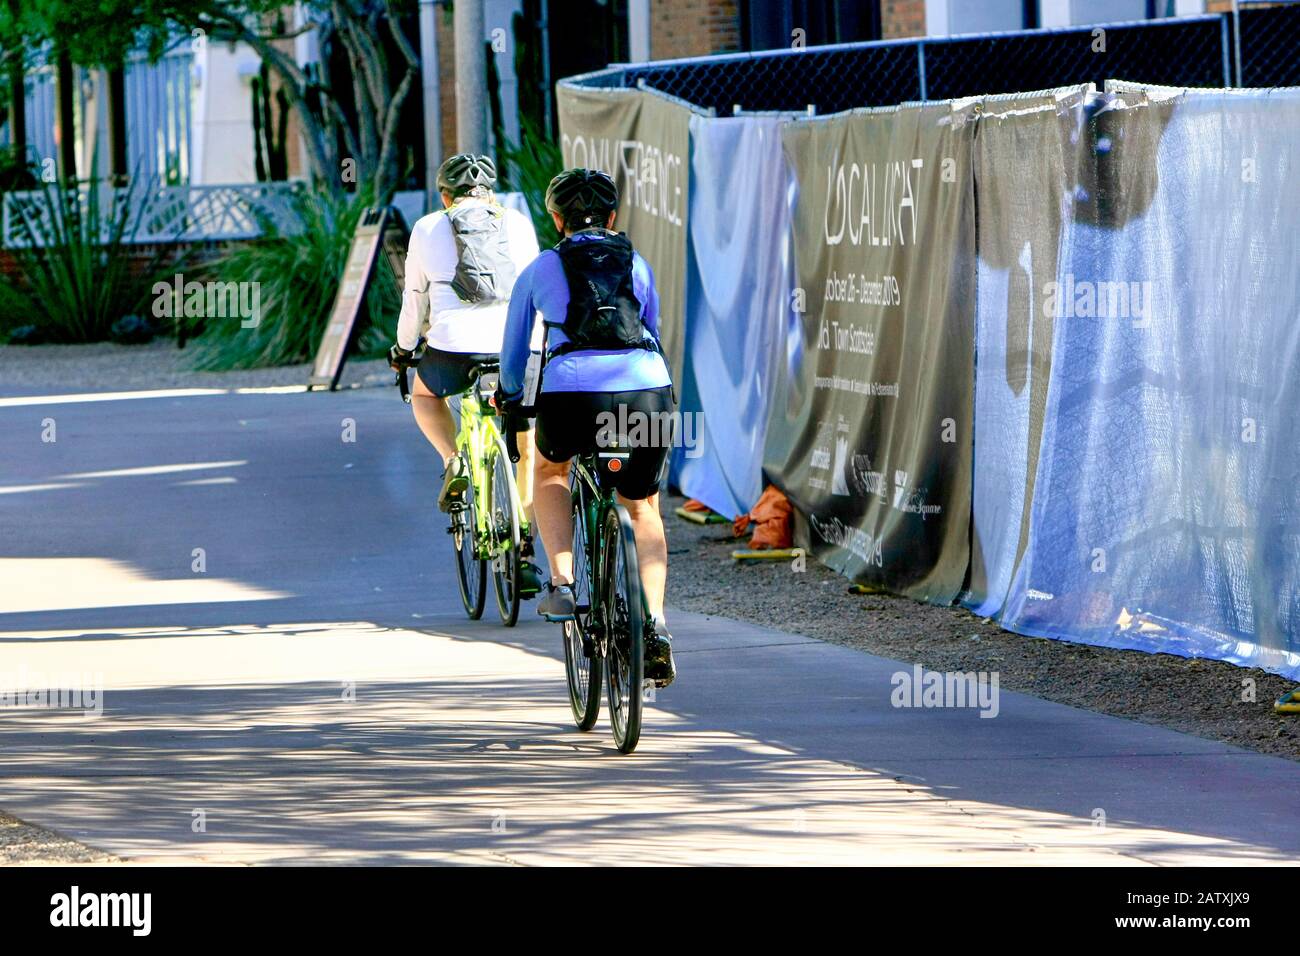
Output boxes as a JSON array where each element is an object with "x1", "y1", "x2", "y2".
[
  {"x1": 672, "y1": 114, "x2": 792, "y2": 519},
  {"x1": 994, "y1": 85, "x2": 1300, "y2": 677}
]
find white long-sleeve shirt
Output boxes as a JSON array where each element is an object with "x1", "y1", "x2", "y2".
[{"x1": 395, "y1": 198, "x2": 540, "y2": 354}]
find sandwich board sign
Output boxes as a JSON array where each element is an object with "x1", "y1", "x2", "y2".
[{"x1": 308, "y1": 205, "x2": 409, "y2": 390}]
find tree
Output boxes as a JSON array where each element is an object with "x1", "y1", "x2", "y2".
[{"x1": 22, "y1": 0, "x2": 421, "y2": 203}]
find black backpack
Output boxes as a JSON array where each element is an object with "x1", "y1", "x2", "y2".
[
  {"x1": 446, "y1": 202, "x2": 517, "y2": 303},
  {"x1": 550, "y1": 232, "x2": 649, "y2": 354}
]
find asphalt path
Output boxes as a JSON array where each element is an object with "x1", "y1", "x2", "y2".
[{"x1": 1, "y1": 384, "x2": 1297, "y2": 864}]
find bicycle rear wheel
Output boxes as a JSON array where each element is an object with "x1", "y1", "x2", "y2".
[
  {"x1": 488, "y1": 433, "x2": 522, "y2": 626},
  {"x1": 451, "y1": 452, "x2": 486, "y2": 620},
  {"x1": 603, "y1": 504, "x2": 644, "y2": 754},
  {"x1": 563, "y1": 481, "x2": 601, "y2": 730}
]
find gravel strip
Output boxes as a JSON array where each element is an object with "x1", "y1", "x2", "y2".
[
  {"x1": 0, "y1": 811, "x2": 118, "y2": 865},
  {"x1": 663, "y1": 493, "x2": 1300, "y2": 762},
  {"x1": 0, "y1": 340, "x2": 392, "y2": 393}
]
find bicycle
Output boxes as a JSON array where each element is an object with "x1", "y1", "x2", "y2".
[
  {"x1": 397, "y1": 355, "x2": 530, "y2": 626},
  {"x1": 509, "y1": 432, "x2": 649, "y2": 754}
]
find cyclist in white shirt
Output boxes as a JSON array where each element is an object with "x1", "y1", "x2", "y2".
[{"x1": 389, "y1": 154, "x2": 542, "y2": 585}]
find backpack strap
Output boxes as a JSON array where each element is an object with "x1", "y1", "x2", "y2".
[{"x1": 546, "y1": 337, "x2": 662, "y2": 360}]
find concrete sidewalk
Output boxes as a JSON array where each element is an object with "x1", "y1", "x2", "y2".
[{"x1": 0, "y1": 387, "x2": 1296, "y2": 864}]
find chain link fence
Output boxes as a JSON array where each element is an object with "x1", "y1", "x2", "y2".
[{"x1": 566, "y1": 4, "x2": 1298, "y2": 113}]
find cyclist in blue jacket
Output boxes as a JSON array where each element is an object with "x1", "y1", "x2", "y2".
[{"x1": 498, "y1": 169, "x2": 676, "y2": 687}]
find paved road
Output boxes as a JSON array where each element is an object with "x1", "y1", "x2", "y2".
[{"x1": 1, "y1": 384, "x2": 1298, "y2": 864}]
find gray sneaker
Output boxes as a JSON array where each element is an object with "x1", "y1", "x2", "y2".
[
  {"x1": 644, "y1": 625, "x2": 676, "y2": 688},
  {"x1": 438, "y1": 456, "x2": 468, "y2": 512},
  {"x1": 538, "y1": 582, "x2": 576, "y2": 621}
]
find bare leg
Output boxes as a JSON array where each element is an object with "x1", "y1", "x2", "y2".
[
  {"x1": 533, "y1": 452, "x2": 574, "y2": 583},
  {"x1": 515, "y1": 428, "x2": 537, "y2": 530},
  {"x1": 619, "y1": 491, "x2": 667, "y2": 620},
  {"x1": 410, "y1": 374, "x2": 457, "y2": 464}
]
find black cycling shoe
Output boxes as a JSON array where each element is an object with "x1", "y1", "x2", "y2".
[
  {"x1": 538, "y1": 582, "x2": 576, "y2": 621},
  {"x1": 644, "y1": 624, "x2": 676, "y2": 688},
  {"x1": 519, "y1": 560, "x2": 543, "y2": 597},
  {"x1": 438, "y1": 456, "x2": 468, "y2": 512}
]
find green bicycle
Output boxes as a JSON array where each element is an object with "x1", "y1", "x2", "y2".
[
  {"x1": 532, "y1": 443, "x2": 649, "y2": 754},
  {"x1": 399, "y1": 357, "x2": 530, "y2": 626}
]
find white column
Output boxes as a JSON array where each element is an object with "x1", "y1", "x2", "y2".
[
  {"x1": 629, "y1": 0, "x2": 652, "y2": 61},
  {"x1": 420, "y1": 0, "x2": 443, "y2": 210},
  {"x1": 455, "y1": 0, "x2": 487, "y2": 154}
]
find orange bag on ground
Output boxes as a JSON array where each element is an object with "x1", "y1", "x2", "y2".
[{"x1": 732, "y1": 486, "x2": 793, "y2": 550}]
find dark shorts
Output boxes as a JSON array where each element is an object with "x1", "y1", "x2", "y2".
[
  {"x1": 416, "y1": 348, "x2": 497, "y2": 398},
  {"x1": 535, "y1": 386, "x2": 675, "y2": 500},
  {"x1": 416, "y1": 347, "x2": 530, "y2": 433}
]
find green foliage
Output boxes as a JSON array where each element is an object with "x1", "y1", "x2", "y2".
[
  {"x1": 0, "y1": 145, "x2": 39, "y2": 191},
  {"x1": 187, "y1": 188, "x2": 394, "y2": 370},
  {"x1": 2, "y1": 175, "x2": 179, "y2": 342},
  {"x1": 500, "y1": 113, "x2": 563, "y2": 248},
  {"x1": 0, "y1": 278, "x2": 37, "y2": 341}
]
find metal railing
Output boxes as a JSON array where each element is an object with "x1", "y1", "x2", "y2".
[
  {"x1": 2, "y1": 181, "x2": 304, "y2": 248},
  {"x1": 2, "y1": 49, "x2": 194, "y2": 184}
]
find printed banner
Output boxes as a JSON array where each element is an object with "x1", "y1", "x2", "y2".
[
  {"x1": 555, "y1": 86, "x2": 691, "y2": 382},
  {"x1": 765, "y1": 103, "x2": 977, "y2": 602}
]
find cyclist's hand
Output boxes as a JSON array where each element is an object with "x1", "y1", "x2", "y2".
[
  {"x1": 493, "y1": 386, "x2": 520, "y2": 417},
  {"x1": 388, "y1": 343, "x2": 415, "y2": 371}
]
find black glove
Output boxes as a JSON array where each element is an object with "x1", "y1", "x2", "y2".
[
  {"x1": 493, "y1": 386, "x2": 521, "y2": 417},
  {"x1": 389, "y1": 343, "x2": 415, "y2": 371}
]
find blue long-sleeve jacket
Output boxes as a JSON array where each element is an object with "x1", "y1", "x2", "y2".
[{"x1": 500, "y1": 232, "x2": 672, "y2": 400}]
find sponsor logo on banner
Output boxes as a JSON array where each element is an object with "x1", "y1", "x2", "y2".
[
  {"x1": 831, "y1": 436, "x2": 850, "y2": 496},
  {"x1": 809, "y1": 513, "x2": 884, "y2": 567},
  {"x1": 850, "y1": 453, "x2": 887, "y2": 500}
]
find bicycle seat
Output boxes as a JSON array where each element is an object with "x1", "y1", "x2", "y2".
[{"x1": 465, "y1": 361, "x2": 501, "y2": 404}]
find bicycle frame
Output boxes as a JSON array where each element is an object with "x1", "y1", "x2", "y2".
[
  {"x1": 454, "y1": 377, "x2": 523, "y2": 562},
  {"x1": 569, "y1": 451, "x2": 648, "y2": 628},
  {"x1": 570, "y1": 456, "x2": 605, "y2": 615}
]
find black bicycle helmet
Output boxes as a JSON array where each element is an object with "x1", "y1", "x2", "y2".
[
  {"x1": 544, "y1": 168, "x2": 619, "y2": 228},
  {"x1": 436, "y1": 153, "x2": 497, "y2": 196}
]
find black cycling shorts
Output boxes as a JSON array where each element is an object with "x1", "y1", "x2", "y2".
[
  {"x1": 535, "y1": 386, "x2": 675, "y2": 500},
  {"x1": 416, "y1": 347, "x2": 497, "y2": 398},
  {"x1": 416, "y1": 347, "x2": 530, "y2": 433}
]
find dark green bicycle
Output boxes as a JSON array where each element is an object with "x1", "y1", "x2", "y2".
[
  {"x1": 509, "y1": 434, "x2": 648, "y2": 754},
  {"x1": 568, "y1": 446, "x2": 649, "y2": 753}
]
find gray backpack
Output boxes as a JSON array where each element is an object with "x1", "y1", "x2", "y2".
[{"x1": 446, "y1": 202, "x2": 517, "y2": 303}]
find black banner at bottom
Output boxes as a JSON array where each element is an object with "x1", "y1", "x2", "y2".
[{"x1": 0, "y1": 866, "x2": 1275, "y2": 941}]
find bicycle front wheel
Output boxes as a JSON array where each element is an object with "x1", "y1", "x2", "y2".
[
  {"x1": 488, "y1": 432, "x2": 522, "y2": 627},
  {"x1": 451, "y1": 453, "x2": 486, "y2": 620},
  {"x1": 564, "y1": 480, "x2": 601, "y2": 730},
  {"x1": 602, "y1": 504, "x2": 645, "y2": 754}
]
